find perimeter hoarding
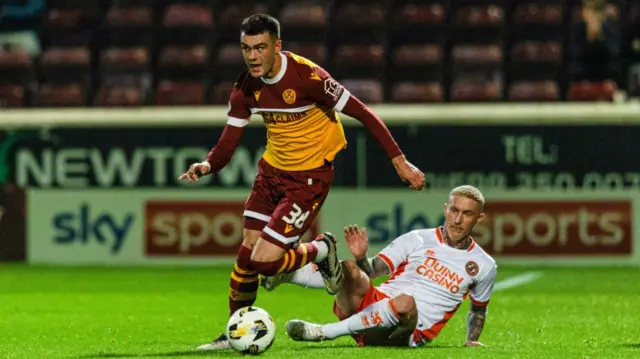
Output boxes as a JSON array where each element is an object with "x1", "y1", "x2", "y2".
[{"x1": 27, "y1": 189, "x2": 638, "y2": 266}]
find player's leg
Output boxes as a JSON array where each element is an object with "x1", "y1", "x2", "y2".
[
  {"x1": 286, "y1": 293, "x2": 418, "y2": 346},
  {"x1": 261, "y1": 263, "x2": 326, "y2": 291}
]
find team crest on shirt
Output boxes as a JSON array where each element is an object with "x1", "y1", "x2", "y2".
[
  {"x1": 465, "y1": 261, "x2": 479, "y2": 276},
  {"x1": 282, "y1": 89, "x2": 296, "y2": 104}
]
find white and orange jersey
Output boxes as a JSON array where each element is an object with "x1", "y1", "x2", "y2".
[{"x1": 375, "y1": 226, "x2": 497, "y2": 344}]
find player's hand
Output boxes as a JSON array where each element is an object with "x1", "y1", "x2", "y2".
[
  {"x1": 344, "y1": 224, "x2": 368, "y2": 260},
  {"x1": 178, "y1": 161, "x2": 211, "y2": 182},
  {"x1": 391, "y1": 155, "x2": 425, "y2": 191},
  {"x1": 464, "y1": 340, "x2": 486, "y2": 347}
]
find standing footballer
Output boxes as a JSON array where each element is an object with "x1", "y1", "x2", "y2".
[{"x1": 178, "y1": 13, "x2": 425, "y2": 351}]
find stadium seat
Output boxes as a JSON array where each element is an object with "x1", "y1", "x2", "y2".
[
  {"x1": 159, "y1": 45, "x2": 208, "y2": 68},
  {"x1": 286, "y1": 43, "x2": 327, "y2": 66},
  {"x1": 156, "y1": 81, "x2": 205, "y2": 106},
  {"x1": 393, "y1": 4, "x2": 446, "y2": 26},
  {"x1": 392, "y1": 44, "x2": 442, "y2": 65},
  {"x1": 211, "y1": 81, "x2": 234, "y2": 105},
  {"x1": 390, "y1": 82, "x2": 443, "y2": 103},
  {"x1": 451, "y1": 44, "x2": 503, "y2": 65},
  {"x1": 100, "y1": 47, "x2": 150, "y2": 72},
  {"x1": 0, "y1": 85, "x2": 25, "y2": 107},
  {"x1": 104, "y1": 6, "x2": 152, "y2": 27},
  {"x1": 454, "y1": 5, "x2": 505, "y2": 28},
  {"x1": 94, "y1": 85, "x2": 144, "y2": 107},
  {"x1": 567, "y1": 81, "x2": 618, "y2": 102},
  {"x1": 512, "y1": 2, "x2": 562, "y2": 26},
  {"x1": 36, "y1": 83, "x2": 86, "y2": 106},
  {"x1": 508, "y1": 81, "x2": 560, "y2": 101},
  {"x1": 0, "y1": 49, "x2": 34, "y2": 85},
  {"x1": 341, "y1": 79, "x2": 384, "y2": 103},
  {"x1": 280, "y1": 2, "x2": 327, "y2": 27},
  {"x1": 332, "y1": 44, "x2": 385, "y2": 79},
  {"x1": 163, "y1": 4, "x2": 213, "y2": 28},
  {"x1": 511, "y1": 41, "x2": 562, "y2": 64}
]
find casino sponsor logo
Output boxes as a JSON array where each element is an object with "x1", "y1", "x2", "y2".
[
  {"x1": 472, "y1": 200, "x2": 632, "y2": 255},
  {"x1": 416, "y1": 257, "x2": 464, "y2": 294}
]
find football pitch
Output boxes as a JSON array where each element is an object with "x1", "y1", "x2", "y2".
[{"x1": 1, "y1": 264, "x2": 639, "y2": 359}]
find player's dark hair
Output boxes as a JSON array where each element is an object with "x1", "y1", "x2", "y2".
[{"x1": 240, "y1": 14, "x2": 281, "y2": 39}]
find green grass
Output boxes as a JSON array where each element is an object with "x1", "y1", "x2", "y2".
[{"x1": 1, "y1": 265, "x2": 639, "y2": 359}]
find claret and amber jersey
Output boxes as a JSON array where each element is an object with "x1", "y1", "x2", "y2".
[{"x1": 227, "y1": 51, "x2": 352, "y2": 171}]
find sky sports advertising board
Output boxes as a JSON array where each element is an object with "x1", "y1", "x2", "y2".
[
  {"x1": 2, "y1": 125, "x2": 640, "y2": 190},
  {"x1": 26, "y1": 189, "x2": 637, "y2": 266}
]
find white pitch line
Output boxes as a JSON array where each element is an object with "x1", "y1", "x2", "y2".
[{"x1": 494, "y1": 271, "x2": 542, "y2": 292}]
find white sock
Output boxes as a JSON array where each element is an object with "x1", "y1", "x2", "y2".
[
  {"x1": 290, "y1": 264, "x2": 325, "y2": 289},
  {"x1": 312, "y1": 240, "x2": 328, "y2": 263},
  {"x1": 321, "y1": 298, "x2": 400, "y2": 339}
]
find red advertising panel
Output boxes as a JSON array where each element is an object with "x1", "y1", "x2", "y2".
[
  {"x1": 471, "y1": 200, "x2": 632, "y2": 256},
  {"x1": 145, "y1": 201, "x2": 319, "y2": 257}
]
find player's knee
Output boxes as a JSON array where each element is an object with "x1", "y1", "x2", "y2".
[
  {"x1": 392, "y1": 294, "x2": 417, "y2": 317},
  {"x1": 341, "y1": 260, "x2": 362, "y2": 280},
  {"x1": 242, "y1": 229, "x2": 261, "y2": 250}
]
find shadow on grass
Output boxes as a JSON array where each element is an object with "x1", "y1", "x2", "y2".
[
  {"x1": 619, "y1": 344, "x2": 640, "y2": 349},
  {"x1": 75, "y1": 351, "x2": 243, "y2": 358}
]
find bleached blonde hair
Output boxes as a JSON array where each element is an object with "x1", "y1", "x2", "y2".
[{"x1": 449, "y1": 185, "x2": 485, "y2": 210}]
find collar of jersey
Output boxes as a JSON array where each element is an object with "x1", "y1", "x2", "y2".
[{"x1": 261, "y1": 53, "x2": 287, "y2": 85}]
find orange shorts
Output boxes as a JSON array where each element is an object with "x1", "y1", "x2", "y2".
[{"x1": 332, "y1": 280, "x2": 391, "y2": 347}]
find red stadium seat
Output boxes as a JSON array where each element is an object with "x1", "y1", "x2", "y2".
[
  {"x1": 567, "y1": 81, "x2": 617, "y2": 102},
  {"x1": 42, "y1": 47, "x2": 90, "y2": 67},
  {"x1": 455, "y1": 5, "x2": 505, "y2": 28},
  {"x1": 392, "y1": 44, "x2": 442, "y2": 65},
  {"x1": 279, "y1": 3, "x2": 327, "y2": 27},
  {"x1": 452, "y1": 44, "x2": 502, "y2": 65},
  {"x1": 286, "y1": 43, "x2": 327, "y2": 66},
  {"x1": 334, "y1": 3, "x2": 385, "y2": 28},
  {"x1": 95, "y1": 86, "x2": 144, "y2": 107},
  {"x1": 104, "y1": 6, "x2": 153, "y2": 27},
  {"x1": 156, "y1": 81, "x2": 205, "y2": 106},
  {"x1": 100, "y1": 47, "x2": 150, "y2": 71},
  {"x1": 451, "y1": 80, "x2": 502, "y2": 102},
  {"x1": 511, "y1": 41, "x2": 562, "y2": 63},
  {"x1": 219, "y1": 4, "x2": 270, "y2": 27},
  {"x1": 393, "y1": 4, "x2": 445, "y2": 26},
  {"x1": 159, "y1": 45, "x2": 208, "y2": 68},
  {"x1": 508, "y1": 81, "x2": 560, "y2": 101},
  {"x1": 37, "y1": 83, "x2": 86, "y2": 106},
  {"x1": 0, "y1": 85, "x2": 25, "y2": 107},
  {"x1": 334, "y1": 45, "x2": 384, "y2": 67},
  {"x1": 391, "y1": 82, "x2": 443, "y2": 103},
  {"x1": 341, "y1": 79, "x2": 384, "y2": 103},
  {"x1": 163, "y1": 4, "x2": 213, "y2": 28},
  {"x1": 512, "y1": 3, "x2": 562, "y2": 25},
  {"x1": 212, "y1": 82, "x2": 234, "y2": 105}
]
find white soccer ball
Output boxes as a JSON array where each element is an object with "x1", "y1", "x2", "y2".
[{"x1": 226, "y1": 306, "x2": 276, "y2": 355}]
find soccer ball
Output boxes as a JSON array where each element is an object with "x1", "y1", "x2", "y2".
[{"x1": 226, "y1": 306, "x2": 276, "y2": 355}]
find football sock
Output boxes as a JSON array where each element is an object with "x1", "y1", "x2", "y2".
[
  {"x1": 322, "y1": 298, "x2": 400, "y2": 339},
  {"x1": 251, "y1": 243, "x2": 319, "y2": 276},
  {"x1": 228, "y1": 245, "x2": 259, "y2": 316},
  {"x1": 312, "y1": 240, "x2": 329, "y2": 263},
  {"x1": 290, "y1": 263, "x2": 325, "y2": 289}
]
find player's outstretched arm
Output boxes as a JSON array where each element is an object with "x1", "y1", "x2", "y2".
[
  {"x1": 177, "y1": 124, "x2": 246, "y2": 182},
  {"x1": 340, "y1": 96, "x2": 425, "y2": 191},
  {"x1": 465, "y1": 304, "x2": 488, "y2": 347},
  {"x1": 178, "y1": 79, "x2": 250, "y2": 182},
  {"x1": 344, "y1": 224, "x2": 390, "y2": 279}
]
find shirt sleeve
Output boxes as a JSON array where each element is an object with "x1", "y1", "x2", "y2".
[
  {"x1": 376, "y1": 231, "x2": 420, "y2": 273},
  {"x1": 227, "y1": 81, "x2": 251, "y2": 126},
  {"x1": 307, "y1": 66, "x2": 351, "y2": 112},
  {"x1": 470, "y1": 263, "x2": 497, "y2": 307}
]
